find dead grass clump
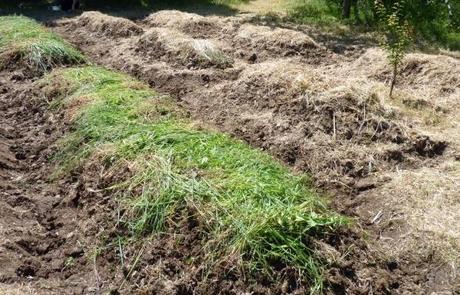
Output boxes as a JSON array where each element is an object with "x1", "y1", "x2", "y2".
[
  {"x1": 138, "y1": 28, "x2": 233, "y2": 69},
  {"x1": 144, "y1": 10, "x2": 223, "y2": 39},
  {"x1": 331, "y1": 48, "x2": 459, "y2": 123},
  {"x1": 233, "y1": 24, "x2": 327, "y2": 61},
  {"x1": 357, "y1": 161, "x2": 460, "y2": 291},
  {"x1": 145, "y1": 10, "x2": 205, "y2": 27},
  {"x1": 63, "y1": 95, "x2": 93, "y2": 123},
  {"x1": 73, "y1": 11, "x2": 143, "y2": 38},
  {"x1": 201, "y1": 60, "x2": 401, "y2": 142},
  {"x1": 0, "y1": 283, "x2": 35, "y2": 295},
  {"x1": 398, "y1": 54, "x2": 460, "y2": 99},
  {"x1": 355, "y1": 49, "x2": 460, "y2": 93}
]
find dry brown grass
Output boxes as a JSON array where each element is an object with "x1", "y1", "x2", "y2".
[
  {"x1": 0, "y1": 283, "x2": 35, "y2": 295},
  {"x1": 235, "y1": 23, "x2": 320, "y2": 52},
  {"x1": 323, "y1": 47, "x2": 460, "y2": 291},
  {"x1": 139, "y1": 27, "x2": 233, "y2": 68},
  {"x1": 145, "y1": 10, "x2": 209, "y2": 29},
  {"x1": 357, "y1": 161, "x2": 460, "y2": 290},
  {"x1": 73, "y1": 11, "x2": 143, "y2": 37}
]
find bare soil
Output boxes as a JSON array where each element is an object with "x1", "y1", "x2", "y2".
[
  {"x1": 0, "y1": 69, "x2": 100, "y2": 293},
  {"x1": 0, "y1": 9, "x2": 458, "y2": 294}
]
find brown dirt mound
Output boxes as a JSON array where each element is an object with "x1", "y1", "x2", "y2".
[
  {"x1": 69, "y1": 11, "x2": 143, "y2": 37},
  {"x1": 354, "y1": 48, "x2": 460, "y2": 99},
  {"x1": 144, "y1": 10, "x2": 207, "y2": 27},
  {"x1": 64, "y1": 10, "x2": 234, "y2": 70},
  {"x1": 232, "y1": 23, "x2": 329, "y2": 62},
  {"x1": 138, "y1": 28, "x2": 233, "y2": 69},
  {"x1": 144, "y1": 10, "x2": 225, "y2": 39},
  {"x1": 183, "y1": 60, "x2": 446, "y2": 189},
  {"x1": 143, "y1": 10, "x2": 331, "y2": 63}
]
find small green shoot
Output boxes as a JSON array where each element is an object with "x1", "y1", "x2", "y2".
[
  {"x1": 375, "y1": 0, "x2": 412, "y2": 98},
  {"x1": 64, "y1": 257, "x2": 76, "y2": 269}
]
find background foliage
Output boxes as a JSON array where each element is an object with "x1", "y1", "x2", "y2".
[
  {"x1": 2, "y1": 0, "x2": 459, "y2": 49},
  {"x1": 288, "y1": 0, "x2": 459, "y2": 49}
]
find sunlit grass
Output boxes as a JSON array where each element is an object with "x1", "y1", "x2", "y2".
[{"x1": 0, "y1": 15, "x2": 84, "y2": 71}]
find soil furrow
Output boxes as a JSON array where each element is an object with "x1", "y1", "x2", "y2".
[{"x1": 0, "y1": 70, "x2": 101, "y2": 294}]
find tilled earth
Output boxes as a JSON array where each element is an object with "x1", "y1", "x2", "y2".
[
  {"x1": 0, "y1": 65, "x2": 371, "y2": 295},
  {"x1": 0, "y1": 70, "x2": 100, "y2": 293},
  {"x1": 51, "y1": 10, "x2": 460, "y2": 294},
  {"x1": 0, "y1": 9, "x2": 459, "y2": 294}
]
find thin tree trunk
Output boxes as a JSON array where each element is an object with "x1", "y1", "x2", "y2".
[
  {"x1": 353, "y1": 0, "x2": 360, "y2": 23},
  {"x1": 389, "y1": 62, "x2": 397, "y2": 98},
  {"x1": 342, "y1": 0, "x2": 352, "y2": 18}
]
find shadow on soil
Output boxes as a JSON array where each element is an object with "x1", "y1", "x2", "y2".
[
  {"x1": 244, "y1": 13, "x2": 378, "y2": 56},
  {"x1": 0, "y1": 0, "x2": 378, "y2": 55},
  {"x1": 0, "y1": 0, "x2": 243, "y2": 22}
]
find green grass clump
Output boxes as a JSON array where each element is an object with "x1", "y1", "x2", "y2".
[
  {"x1": 0, "y1": 15, "x2": 84, "y2": 71},
  {"x1": 286, "y1": 0, "x2": 342, "y2": 27},
  {"x1": 445, "y1": 32, "x2": 460, "y2": 51},
  {"x1": 44, "y1": 66, "x2": 345, "y2": 292}
]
